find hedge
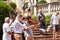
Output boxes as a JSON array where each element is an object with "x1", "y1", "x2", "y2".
[
  {"x1": 9, "y1": 2, "x2": 16, "y2": 10},
  {"x1": 45, "y1": 14, "x2": 52, "y2": 26}
]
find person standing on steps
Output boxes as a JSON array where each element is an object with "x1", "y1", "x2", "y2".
[
  {"x1": 13, "y1": 15, "x2": 34, "y2": 40},
  {"x1": 50, "y1": 12, "x2": 60, "y2": 39},
  {"x1": 38, "y1": 9, "x2": 46, "y2": 36},
  {"x1": 2, "y1": 17, "x2": 13, "y2": 40}
]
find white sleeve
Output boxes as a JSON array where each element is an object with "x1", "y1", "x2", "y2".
[
  {"x1": 5, "y1": 25, "x2": 11, "y2": 32},
  {"x1": 23, "y1": 24, "x2": 27, "y2": 29},
  {"x1": 15, "y1": 22, "x2": 27, "y2": 29},
  {"x1": 10, "y1": 23, "x2": 14, "y2": 28}
]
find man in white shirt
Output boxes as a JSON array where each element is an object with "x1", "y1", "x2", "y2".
[
  {"x1": 51, "y1": 12, "x2": 60, "y2": 39},
  {"x1": 2, "y1": 17, "x2": 12, "y2": 40},
  {"x1": 13, "y1": 15, "x2": 34, "y2": 40}
]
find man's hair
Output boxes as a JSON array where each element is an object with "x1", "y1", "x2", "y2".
[
  {"x1": 4, "y1": 17, "x2": 9, "y2": 22},
  {"x1": 26, "y1": 16, "x2": 31, "y2": 20},
  {"x1": 17, "y1": 15, "x2": 22, "y2": 18},
  {"x1": 22, "y1": 17, "x2": 26, "y2": 20}
]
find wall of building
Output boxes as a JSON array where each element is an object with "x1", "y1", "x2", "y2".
[
  {"x1": 46, "y1": 0, "x2": 59, "y2": 3},
  {"x1": 7, "y1": 0, "x2": 60, "y2": 15}
]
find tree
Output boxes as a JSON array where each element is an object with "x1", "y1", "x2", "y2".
[
  {"x1": 0, "y1": 0, "x2": 3, "y2": 1},
  {"x1": 38, "y1": 0, "x2": 47, "y2": 4},
  {"x1": 9, "y1": 2, "x2": 16, "y2": 10},
  {"x1": 0, "y1": 1, "x2": 13, "y2": 40},
  {"x1": 9, "y1": 2, "x2": 17, "y2": 17},
  {"x1": 25, "y1": 2, "x2": 28, "y2": 8}
]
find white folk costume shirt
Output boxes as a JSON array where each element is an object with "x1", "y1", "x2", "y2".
[
  {"x1": 2, "y1": 23, "x2": 11, "y2": 40},
  {"x1": 51, "y1": 14, "x2": 59, "y2": 25},
  {"x1": 13, "y1": 20, "x2": 27, "y2": 33}
]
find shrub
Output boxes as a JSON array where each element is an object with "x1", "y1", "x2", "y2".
[
  {"x1": 9, "y1": 2, "x2": 16, "y2": 9},
  {"x1": 31, "y1": 16, "x2": 38, "y2": 21},
  {"x1": 0, "y1": 0, "x2": 3, "y2": 1},
  {"x1": 0, "y1": 1, "x2": 13, "y2": 29},
  {"x1": 9, "y1": 2, "x2": 17, "y2": 17},
  {"x1": 0, "y1": 1, "x2": 13, "y2": 40},
  {"x1": 31, "y1": 14, "x2": 52, "y2": 26},
  {"x1": 25, "y1": 2, "x2": 28, "y2": 8},
  {"x1": 45, "y1": 14, "x2": 52, "y2": 26},
  {"x1": 38, "y1": 0, "x2": 47, "y2": 4}
]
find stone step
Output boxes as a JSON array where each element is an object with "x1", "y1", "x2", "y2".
[
  {"x1": 33, "y1": 30, "x2": 53, "y2": 33},
  {"x1": 34, "y1": 35, "x2": 52, "y2": 38},
  {"x1": 34, "y1": 38, "x2": 60, "y2": 40},
  {"x1": 33, "y1": 35, "x2": 60, "y2": 38},
  {"x1": 33, "y1": 29, "x2": 60, "y2": 34},
  {"x1": 33, "y1": 27, "x2": 53, "y2": 31},
  {"x1": 33, "y1": 27, "x2": 53, "y2": 35},
  {"x1": 33, "y1": 33, "x2": 40, "y2": 35},
  {"x1": 33, "y1": 33, "x2": 53, "y2": 35},
  {"x1": 33, "y1": 31, "x2": 53, "y2": 35}
]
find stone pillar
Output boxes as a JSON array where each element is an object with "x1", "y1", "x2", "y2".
[
  {"x1": 11, "y1": 0, "x2": 15, "y2": 2},
  {"x1": 59, "y1": 3, "x2": 60, "y2": 10},
  {"x1": 48, "y1": 4, "x2": 51, "y2": 13},
  {"x1": 56, "y1": 5, "x2": 57, "y2": 11},
  {"x1": 31, "y1": 0, "x2": 34, "y2": 14},
  {"x1": 15, "y1": 0, "x2": 20, "y2": 11},
  {"x1": 33, "y1": 0, "x2": 38, "y2": 16},
  {"x1": 46, "y1": 0, "x2": 51, "y2": 3},
  {"x1": 7, "y1": 0, "x2": 10, "y2": 4},
  {"x1": 31, "y1": 0, "x2": 34, "y2": 4},
  {"x1": 54, "y1": 5, "x2": 56, "y2": 12}
]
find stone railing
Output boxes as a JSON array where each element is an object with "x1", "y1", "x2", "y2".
[{"x1": 33, "y1": 2, "x2": 60, "y2": 15}]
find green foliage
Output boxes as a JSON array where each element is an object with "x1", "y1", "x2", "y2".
[
  {"x1": 0, "y1": 0, "x2": 3, "y2": 1},
  {"x1": 25, "y1": 2, "x2": 28, "y2": 8},
  {"x1": 9, "y1": 2, "x2": 17, "y2": 18},
  {"x1": 45, "y1": 14, "x2": 52, "y2": 26},
  {"x1": 0, "y1": 1, "x2": 13, "y2": 40},
  {"x1": 31, "y1": 16, "x2": 38, "y2": 21},
  {"x1": 31, "y1": 14, "x2": 52, "y2": 26},
  {"x1": 38, "y1": 0, "x2": 47, "y2": 4},
  {"x1": 0, "y1": 1, "x2": 13, "y2": 27},
  {"x1": 9, "y1": 2, "x2": 16, "y2": 9}
]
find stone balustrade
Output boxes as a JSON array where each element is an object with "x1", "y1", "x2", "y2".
[{"x1": 33, "y1": 2, "x2": 60, "y2": 15}]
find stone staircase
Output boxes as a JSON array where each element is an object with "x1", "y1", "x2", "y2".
[
  {"x1": 33, "y1": 35, "x2": 60, "y2": 40},
  {"x1": 32, "y1": 26, "x2": 60, "y2": 40}
]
